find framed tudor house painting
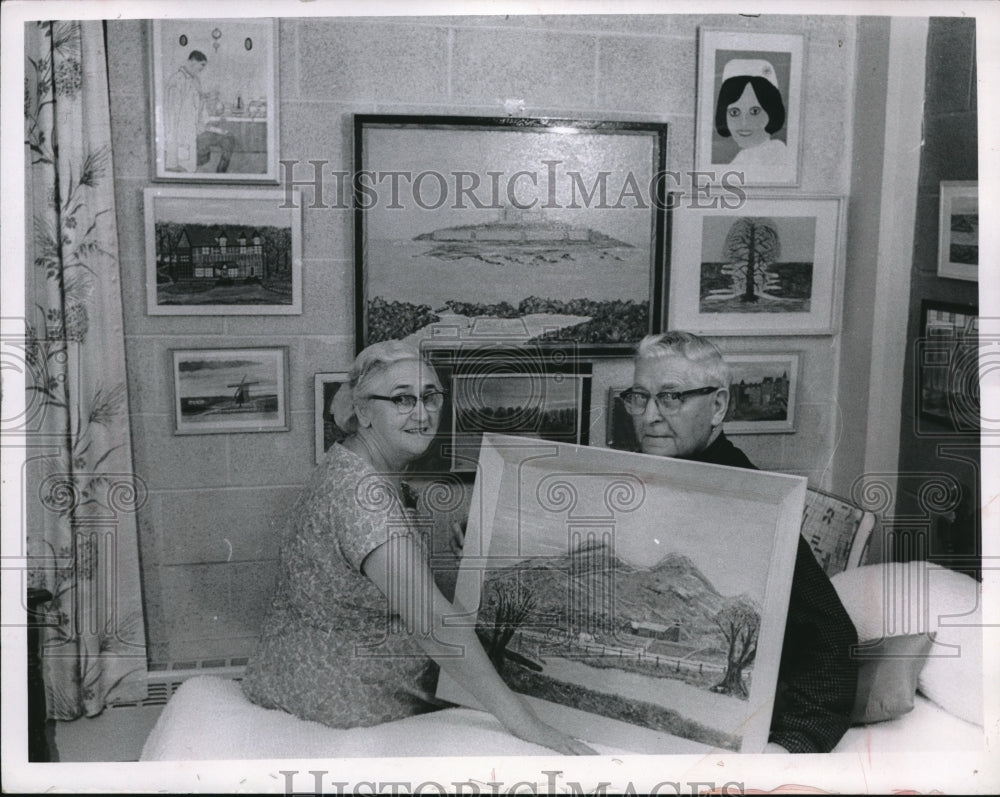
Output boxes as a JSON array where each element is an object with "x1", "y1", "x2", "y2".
[{"x1": 144, "y1": 186, "x2": 302, "y2": 315}]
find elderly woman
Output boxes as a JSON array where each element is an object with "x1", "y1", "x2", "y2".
[{"x1": 242, "y1": 340, "x2": 592, "y2": 755}]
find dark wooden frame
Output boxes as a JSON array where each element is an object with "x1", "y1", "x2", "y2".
[
  {"x1": 917, "y1": 299, "x2": 979, "y2": 433},
  {"x1": 353, "y1": 115, "x2": 670, "y2": 358}
]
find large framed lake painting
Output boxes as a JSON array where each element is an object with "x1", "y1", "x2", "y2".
[
  {"x1": 437, "y1": 434, "x2": 805, "y2": 754},
  {"x1": 354, "y1": 115, "x2": 669, "y2": 357}
]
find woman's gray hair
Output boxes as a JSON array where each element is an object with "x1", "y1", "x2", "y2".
[
  {"x1": 635, "y1": 331, "x2": 731, "y2": 387},
  {"x1": 331, "y1": 340, "x2": 437, "y2": 433}
]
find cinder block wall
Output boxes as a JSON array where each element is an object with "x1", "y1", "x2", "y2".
[{"x1": 106, "y1": 14, "x2": 858, "y2": 664}]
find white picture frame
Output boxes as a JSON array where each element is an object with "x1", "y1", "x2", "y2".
[
  {"x1": 437, "y1": 433, "x2": 806, "y2": 754},
  {"x1": 171, "y1": 346, "x2": 290, "y2": 434},
  {"x1": 149, "y1": 18, "x2": 280, "y2": 183},
  {"x1": 669, "y1": 195, "x2": 846, "y2": 335},
  {"x1": 724, "y1": 352, "x2": 800, "y2": 434},
  {"x1": 144, "y1": 186, "x2": 302, "y2": 315},
  {"x1": 937, "y1": 181, "x2": 978, "y2": 282},
  {"x1": 695, "y1": 29, "x2": 805, "y2": 187}
]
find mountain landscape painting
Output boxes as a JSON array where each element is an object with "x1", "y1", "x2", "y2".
[{"x1": 438, "y1": 434, "x2": 805, "y2": 754}]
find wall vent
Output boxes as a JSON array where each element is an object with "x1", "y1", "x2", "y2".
[{"x1": 109, "y1": 659, "x2": 246, "y2": 709}]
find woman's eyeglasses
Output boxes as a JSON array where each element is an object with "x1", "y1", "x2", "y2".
[
  {"x1": 365, "y1": 390, "x2": 447, "y2": 414},
  {"x1": 619, "y1": 386, "x2": 719, "y2": 415}
]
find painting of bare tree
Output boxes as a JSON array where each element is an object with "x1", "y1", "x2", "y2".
[{"x1": 670, "y1": 196, "x2": 844, "y2": 335}]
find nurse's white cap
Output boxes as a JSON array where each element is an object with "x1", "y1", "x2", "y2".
[{"x1": 722, "y1": 58, "x2": 779, "y2": 89}]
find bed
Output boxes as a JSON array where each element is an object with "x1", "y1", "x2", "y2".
[{"x1": 140, "y1": 560, "x2": 986, "y2": 761}]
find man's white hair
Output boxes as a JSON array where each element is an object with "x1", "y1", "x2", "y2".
[{"x1": 635, "y1": 331, "x2": 730, "y2": 387}]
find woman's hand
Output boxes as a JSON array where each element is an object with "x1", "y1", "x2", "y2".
[{"x1": 500, "y1": 697, "x2": 598, "y2": 755}]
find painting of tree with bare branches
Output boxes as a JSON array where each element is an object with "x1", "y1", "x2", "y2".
[
  {"x1": 722, "y1": 217, "x2": 781, "y2": 304},
  {"x1": 711, "y1": 597, "x2": 761, "y2": 698}
]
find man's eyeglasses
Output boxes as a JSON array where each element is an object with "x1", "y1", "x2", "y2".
[
  {"x1": 619, "y1": 386, "x2": 720, "y2": 415},
  {"x1": 365, "y1": 390, "x2": 447, "y2": 414}
]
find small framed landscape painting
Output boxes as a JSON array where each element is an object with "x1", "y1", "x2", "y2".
[{"x1": 171, "y1": 346, "x2": 289, "y2": 434}]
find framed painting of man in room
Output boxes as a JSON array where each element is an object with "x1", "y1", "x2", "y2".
[
  {"x1": 149, "y1": 18, "x2": 279, "y2": 182},
  {"x1": 695, "y1": 29, "x2": 804, "y2": 187}
]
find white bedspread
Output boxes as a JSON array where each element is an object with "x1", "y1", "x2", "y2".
[
  {"x1": 139, "y1": 676, "x2": 626, "y2": 760},
  {"x1": 139, "y1": 675, "x2": 984, "y2": 761}
]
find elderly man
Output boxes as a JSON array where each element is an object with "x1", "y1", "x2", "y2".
[{"x1": 619, "y1": 331, "x2": 858, "y2": 754}]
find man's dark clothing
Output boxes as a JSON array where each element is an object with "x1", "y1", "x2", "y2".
[{"x1": 687, "y1": 432, "x2": 858, "y2": 753}]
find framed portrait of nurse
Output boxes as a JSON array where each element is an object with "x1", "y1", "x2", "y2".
[{"x1": 695, "y1": 30, "x2": 805, "y2": 187}]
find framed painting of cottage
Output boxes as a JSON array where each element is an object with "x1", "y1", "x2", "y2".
[
  {"x1": 695, "y1": 29, "x2": 805, "y2": 188},
  {"x1": 724, "y1": 353, "x2": 799, "y2": 434},
  {"x1": 171, "y1": 347, "x2": 289, "y2": 434},
  {"x1": 669, "y1": 195, "x2": 845, "y2": 335},
  {"x1": 149, "y1": 18, "x2": 280, "y2": 183},
  {"x1": 314, "y1": 372, "x2": 351, "y2": 464},
  {"x1": 437, "y1": 433, "x2": 805, "y2": 754},
  {"x1": 937, "y1": 181, "x2": 978, "y2": 282},
  {"x1": 917, "y1": 300, "x2": 979, "y2": 433},
  {"x1": 144, "y1": 186, "x2": 302, "y2": 315},
  {"x1": 354, "y1": 115, "x2": 669, "y2": 357}
]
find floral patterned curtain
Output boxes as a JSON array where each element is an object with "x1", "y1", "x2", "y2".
[{"x1": 24, "y1": 20, "x2": 147, "y2": 719}]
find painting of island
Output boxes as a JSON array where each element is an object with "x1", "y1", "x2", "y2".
[
  {"x1": 358, "y1": 119, "x2": 666, "y2": 350},
  {"x1": 438, "y1": 434, "x2": 805, "y2": 754}
]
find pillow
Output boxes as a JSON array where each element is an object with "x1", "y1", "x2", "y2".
[
  {"x1": 831, "y1": 562, "x2": 983, "y2": 727},
  {"x1": 849, "y1": 633, "x2": 934, "y2": 724}
]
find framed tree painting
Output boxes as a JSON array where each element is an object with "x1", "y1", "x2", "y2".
[
  {"x1": 144, "y1": 186, "x2": 302, "y2": 315},
  {"x1": 695, "y1": 29, "x2": 805, "y2": 187},
  {"x1": 437, "y1": 434, "x2": 806, "y2": 754},
  {"x1": 149, "y1": 18, "x2": 280, "y2": 183},
  {"x1": 937, "y1": 181, "x2": 978, "y2": 282},
  {"x1": 354, "y1": 115, "x2": 669, "y2": 357},
  {"x1": 669, "y1": 195, "x2": 846, "y2": 335}
]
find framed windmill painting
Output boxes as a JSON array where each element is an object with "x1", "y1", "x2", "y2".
[
  {"x1": 171, "y1": 347, "x2": 289, "y2": 434},
  {"x1": 669, "y1": 195, "x2": 846, "y2": 335}
]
